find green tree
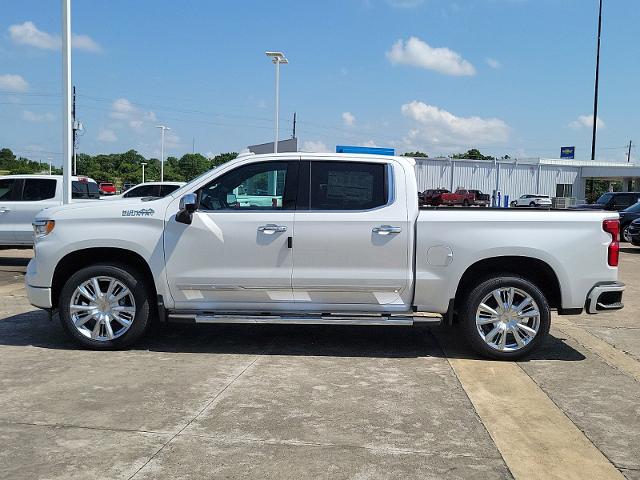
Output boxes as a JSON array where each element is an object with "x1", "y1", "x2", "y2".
[
  {"x1": 452, "y1": 149, "x2": 494, "y2": 160},
  {"x1": 178, "y1": 153, "x2": 211, "y2": 181},
  {"x1": 402, "y1": 151, "x2": 428, "y2": 158}
]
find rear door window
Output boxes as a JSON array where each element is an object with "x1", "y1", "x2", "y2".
[
  {"x1": 22, "y1": 179, "x2": 56, "y2": 201},
  {"x1": 306, "y1": 161, "x2": 387, "y2": 211},
  {"x1": 0, "y1": 179, "x2": 18, "y2": 201}
]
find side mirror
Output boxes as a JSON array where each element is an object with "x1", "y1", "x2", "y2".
[
  {"x1": 226, "y1": 193, "x2": 237, "y2": 206},
  {"x1": 176, "y1": 193, "x2": 198, "y2": 225}
]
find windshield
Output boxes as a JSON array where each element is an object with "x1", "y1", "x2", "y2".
[
  {"x1": 623, "y1": 202, "x2": 640, "y2": 213},
  {"x1": 596, "y1": 193, "x2": 614, "y2": 204},
  {"x1": 170, "y1": 161, "x2": 234, "y2": 198}
]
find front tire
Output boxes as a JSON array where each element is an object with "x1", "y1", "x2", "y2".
[
  {"x1": 622, "y1": 225, "x2": 631, "y2": 243},
  {"x1": 459, "y1": 275, "x2": 550, "y2": 360},
  {"x1": 59, "y1": 263, "x2": 151, "y2": 349}
]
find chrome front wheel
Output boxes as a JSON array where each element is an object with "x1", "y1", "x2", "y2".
[
  {"x1": 475, "y1": 287, "x2": 540, "y2": 352},
  {"x1": 70, "y1": 276, "x2": 136, "y2": 341},
  {"x1": 59, "y1": 263, "x2": 151, "y2": 349}
]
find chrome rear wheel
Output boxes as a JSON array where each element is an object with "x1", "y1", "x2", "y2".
[{"x1": 476, "y1": 287, "x2": 540, "y2": 352}]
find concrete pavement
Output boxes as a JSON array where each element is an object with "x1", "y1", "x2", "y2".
[{"x1": 0, "y1": 248, "x2": 638, "y2": 479}]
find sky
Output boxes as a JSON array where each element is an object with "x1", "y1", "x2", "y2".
[{"x1": 1, "y1": 0, "x2": 639, "y2": 166}]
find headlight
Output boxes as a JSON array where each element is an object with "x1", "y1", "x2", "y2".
[{"x1": 33, "y1": 220, "x2": 55, "y2": 239}]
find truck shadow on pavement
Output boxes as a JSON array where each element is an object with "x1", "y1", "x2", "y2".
[{"x1": 0, "y1": 309, "x2": 585, "y2": 362}]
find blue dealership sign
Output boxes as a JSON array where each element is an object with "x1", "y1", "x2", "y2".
[
  {"x1": 336, "y1": 145, "x2": 395, "y2": 156},
  {"x1": 560, "y1": 146, "x2": 575, "y2": 159}
]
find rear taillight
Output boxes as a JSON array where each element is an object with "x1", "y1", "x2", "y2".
[{"x1": 603, "y1": 219, "x2": 620, "y2": 267}]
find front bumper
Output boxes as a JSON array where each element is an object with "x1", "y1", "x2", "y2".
[{"x1": 586, "y1": 282, "x2": 625, "y2": 314}]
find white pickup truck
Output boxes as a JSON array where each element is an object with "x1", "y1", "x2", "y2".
[{"x1": 25, "y1": 153, "x2": 625, "y2": 359}]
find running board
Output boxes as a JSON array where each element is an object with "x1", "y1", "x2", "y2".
[{"x1": 168, "y1": 312, "x2": 441, "y2": 326}]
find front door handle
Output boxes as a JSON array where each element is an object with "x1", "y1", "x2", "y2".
[
  {"x1": 258, "y1": 224, "x2": 287, "y2": 234},
  {"x1": 0, "y1": 207, "x2": 10, "y2": 213},
  {"x1": 373, "y1": 225, "x2": 402, "y2": 235}
]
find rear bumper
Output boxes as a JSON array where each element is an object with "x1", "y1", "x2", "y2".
[{"x1": 586, "y1": 282, "x2": 625, "y2": 314}]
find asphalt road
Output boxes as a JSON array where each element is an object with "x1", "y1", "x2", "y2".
[{"x1": 0, "y1": 248, "x2": 639, "y2": 479}]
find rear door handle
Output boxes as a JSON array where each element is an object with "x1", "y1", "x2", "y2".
[
  {"x1": 0, "y1": 207, "x2": 10, "y2": 213},
  {"x1": 258, "y1": 224, "x2": 287, "y2": 234},
  {"x1": 373, "y1": 225, "x2": 402, "y2": 235}
]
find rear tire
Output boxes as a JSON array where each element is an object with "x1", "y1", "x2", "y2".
[
  {"x1": 529, "y1": 201, "x2": 536, "y2": 207},
  {"x1": 59, "y1": 263, "x2": 151, "y2": 350},
  {"x1": 622, "y1": 225, "x2": 631, "y2": 243},
  {"x1": 459, "y1": 275, "x2": 550, "y2": 360},
  {"x1": 462, "y1": 199, "x2": 470, "y2": 206}
]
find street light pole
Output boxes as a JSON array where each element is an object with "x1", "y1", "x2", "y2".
[
  {"x1": 591, "y1": 0, "x2": 603, "y2": 161},
  {"x1": 265, "y1": 51, "x2": 288, "y2": 153},
  {"x1": 141, "y1": 162, "x2": 147, "y2": 183},
  {"x1": 156, "y1": 125, "x2": 170, "y2": 181},
  {"x1": 61, "y1": 0, "x2": 72, "y2": 203}
]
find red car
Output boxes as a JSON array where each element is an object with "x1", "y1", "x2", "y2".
[
  {"x1": 440, "y1": 189, "x2": 476, "y2": 206},
  {"x1": 98, "y1": 182, "x2": 117, "y2": 195},
  {"x1": 420, "y1": 188, "x2": 450, "y2": 206}
]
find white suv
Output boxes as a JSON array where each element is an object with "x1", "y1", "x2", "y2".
[
  {"x1": 0, "y1": 174, "x2": 99, "y2": 247},
  {"x1": 512, "y1": 194, "x2": 553, "y2": 208}
]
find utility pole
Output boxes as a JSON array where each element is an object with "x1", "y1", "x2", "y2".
[
  {"x1": 292, "y1": 112, "x2": 297, "y2": 139},
  {"x1": 192, "y1": 137, "x2": 195, "y2": 154},
  {"x1": 591, "y1": 0, "x2": 603, "y2": 161},
  {"x1": 48, "y1": 157, "x2": 53, "y2": 175},
  {"x1": 155, "y1": 125, "x2": 170, "y2": 182},
  {"x1": 628, "y1": 140, "x2": 633, "y2": 163},
  {"x1": 141, "y1": 162, "x2": 147, "y2": 183}
]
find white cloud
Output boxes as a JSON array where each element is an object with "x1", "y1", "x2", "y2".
[
  {"x1": 486, "y1": 58, "x2": 501, "y2": 69},
  {"x1": 302, "y1": 140, "x2": 329, "y2": 152},
  {"x1": 401, "y1": 100, "x2": 510, "y2": 149},
  {"x1": 342, "y1": 111, "x2": 356, "y2": 127},
  {"x1": 387, "y1": 37, "x2": 476, "y2": 76},
  {"x1": 22, "y1": 110, "x2": 54, "y2": 122},
  {"x1": 110, "y1": 98, "x2": 136, "y2": 119},
  {"x1": 110, "y1": 98, "x2": 158, "y2": 132},
  {"x1": 97, "y1": 128, "x2": 117, "y2": 143},
  {"x1": 569, "y1": 114, "x2": 605, "y2": 130},
  {"x1": 8, "y1": 21, "x2": 102, "y2": 52},
  {"x1": 0, "y1": 74, "x2": 29, "y2": 92},
  {"x1": 70, "y1": 33, "x2": 102, "y2": 53},
  {"x1": 361, "y1": 140, "x2": 380, "y2": 147}
]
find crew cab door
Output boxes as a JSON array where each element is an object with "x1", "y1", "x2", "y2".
[
  {"x1": 0, "y1": 178, "x2": 19, "y2": 244},
  {"x1": 164, "y1": 160, "x2": 298, "y2": 309},
  {"x1": 291, "y1": 159, "x2": 411, "y2": 306},
  {"x1": 11, "y1": 178, "x2": 59, "y2": 244}
]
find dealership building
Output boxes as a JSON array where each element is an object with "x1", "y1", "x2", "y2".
[{"x1": 413, "y1": 156, "x2": 640, "y2": 205}]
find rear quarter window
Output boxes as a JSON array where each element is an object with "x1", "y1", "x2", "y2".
[{"x1": 22, "y1": 179, "x2": 57, "y2": 201}]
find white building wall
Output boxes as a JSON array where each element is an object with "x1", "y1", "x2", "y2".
[{"x1": 413, "y1": 158, "x2": 582, "y2": 202}]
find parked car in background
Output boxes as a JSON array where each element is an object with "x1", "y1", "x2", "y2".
[
  {"x1": 102, "y1": 181, "x2": 185, "y2": 200},
  {"x1": 98, "y1": 182, "x2": 117, "y2": 195},
  {"x1": 468, "y1": 189, "x2": 490, "y2": 207},
  {"x1": 0, "y1": 174, "x2": 99, "y2": 247},
  {"x1": 121, "y1": 182, "x2": 136, "y2": 193},
  {"x1": 419, "y1": 188, "x2": 450, "y2": 206},
  {"x1": 628, "y1": 218, "x2": 640, "y2": 246},
  {"x1": 574, "y1": 192, "x2": 640, "y2": 211},
  {"x1": 619, "y1": 202, "x2": 640, "y2": 242},
  {"x1": 512, "y1": 194, "x2": 553, "y2": 208},
  {"x1": 440, "y1": 189, "x2": 476, "y2": 206}
]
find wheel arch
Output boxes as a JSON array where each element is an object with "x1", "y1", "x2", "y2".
[
  {"x1": 454, "y1": 255, "x2": 562, "y2": 312},
  {"x1": 51, "y1": 247, "x2": 157, "y2": 309}
]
